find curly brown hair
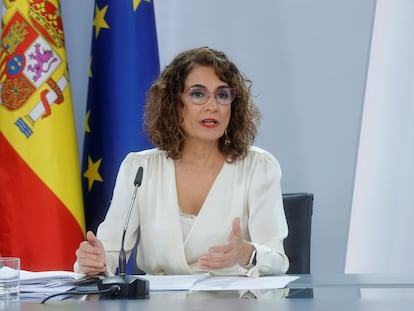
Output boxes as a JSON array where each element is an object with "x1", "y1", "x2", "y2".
[{"x1": 144, "y1": 47, "x2": 261, "y2": 162}]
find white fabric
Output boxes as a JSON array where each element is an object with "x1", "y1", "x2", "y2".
[
  {"x1": 179, "y1": 210, "x2": 196, "y2": 241},
  {"x1": 345, "y1": 0, "x2": 414, "y2": 273},
  {"x1": 96, "y1": 146, "x2": 289, "y2": 276}
]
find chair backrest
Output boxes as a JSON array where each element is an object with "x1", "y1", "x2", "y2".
[{"x1": 282, "y1": 193, "x2": 313, "y2": 274}]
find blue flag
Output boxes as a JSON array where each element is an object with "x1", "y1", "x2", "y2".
[{"x1": 82, "y1": 0, "x2": 160, "y2": 233}]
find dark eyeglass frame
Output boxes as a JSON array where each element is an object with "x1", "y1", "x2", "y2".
[{"x1": 184, "y1": 85, "x2": 237, "y2": 105}]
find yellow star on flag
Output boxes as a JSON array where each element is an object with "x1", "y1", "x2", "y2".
[
  {"x1": 133, "y1": 0, "x2": 151, "y2": 11},
  {"x1": 94, "y1": 4, "x2": 109, "y2": 39},
  {"x1": 83, "y1": 156, "x2": 104, "y2": 191}
]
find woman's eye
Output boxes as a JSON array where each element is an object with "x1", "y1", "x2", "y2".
[
  {"x1": 217, "y1": 90, "x2": 230, "y2": 99},
  {"x1": 190, "y1": 89, "x2": 206, "y2": 98}
]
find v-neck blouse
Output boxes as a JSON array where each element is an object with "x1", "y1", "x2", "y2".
[{"x1": 95, "y1": 147, "x2": 289, "y2": 277}]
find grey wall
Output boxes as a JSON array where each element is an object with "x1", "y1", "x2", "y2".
[{"x1": 60, "y1": 0, "x2": 376, "y2": 274}]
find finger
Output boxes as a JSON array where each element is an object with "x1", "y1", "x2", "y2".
[
  {"x1": 208, "y1": 243, "x2": 232, "y2": 253},
  {"x1": 81, "y1": 231, "x2": 106, "y2": 260},
  {"x1": 78, "y1": 257, "x2": 105, "y2": 270},
  {"x1": 79, "y1": 263, "x2": 106, "y2": 276},
  {"x1": 199, "y1": 247, "x2": 237, "y2": 264},
  {"x1": 76, "y1": 249, "x2": 106, "y2": 270},
  {"x1": 76, "y1": 247, "x2": 104, "y2": 262},
  {"x1": 232, "y1": 217, "x2": 241, "y2": 237},
  {"x1": 79, "y1": 257, "x2": 106, "y2": 270},
  {"x1": 233, "y1": 217, "x2": 240, "y2": 227},
  {"x1": 86, "y1": 231, "x2": 98, "y2": 245},
  {"x1": 78, "y1": 240, "x2": 100, "y2": 254},
  {"x1": 227, "y1": 217, "x2": 241, "y2": 241},
  {"x1": 198, "y1": 257, "x2": 226, "y2": 269},
  {"x1": 198, "y1": 254, "x2": 233, "y2": 269},
  {"x1": 76, "y1": 234, "x2": 106, "y2": 276},
  {"x1": 85, "y1": 231, "x2": 105, "y2": 254}
]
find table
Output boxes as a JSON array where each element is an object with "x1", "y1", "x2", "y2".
[
  {"x1": 290, "y1": 273, "x2": 414, "y2": 288},
  {"x1": 8, "y1": 274, "x2": 414, "y2": 311}
]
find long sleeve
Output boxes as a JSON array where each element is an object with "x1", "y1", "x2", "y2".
[{"x1": 242, "y1": 147, "x2": 289, "y2": 276}]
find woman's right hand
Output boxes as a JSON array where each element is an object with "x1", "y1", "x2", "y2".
[{"x1": 75, "y1": 231, "x2": 106, "y2": 276}]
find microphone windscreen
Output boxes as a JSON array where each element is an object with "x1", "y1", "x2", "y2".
[{"x1": 134, "y1": 167, "x2": 143, "y2": 187}]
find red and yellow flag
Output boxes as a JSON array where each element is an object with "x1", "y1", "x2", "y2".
[{"x1": 0, "y1": 0, "x2": 85, "y2": 271}]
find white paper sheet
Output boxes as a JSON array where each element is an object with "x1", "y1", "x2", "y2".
[
  {"x1": 143, "y1": 273, "x2": 210, "y2": 291},
  {"x1": 143, "y1": 274, "x2": 299, "y2": 292},
  {"x1": 191, "y1": 275, "x2": 299, "y2": 291}
]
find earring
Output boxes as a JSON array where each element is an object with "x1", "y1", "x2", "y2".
[{"x1": 224, "y1": 129, "x2": 231, "y2": 145}]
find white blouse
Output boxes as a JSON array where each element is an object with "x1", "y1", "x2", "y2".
[
  {"x1": 95, "y1": 146, "x2": 289, "y2": 277},
  {"x1": 179, "y1": 210, "x2": 196, "y2": 241}
]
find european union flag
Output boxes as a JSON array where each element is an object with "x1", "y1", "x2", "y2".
[{"x1": 82, "y1": 0, "x2": 160, "y2": 233}]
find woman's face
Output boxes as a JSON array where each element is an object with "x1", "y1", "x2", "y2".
[{"x1": 180, "y1": 65, "x2": 232, "y2": 145}]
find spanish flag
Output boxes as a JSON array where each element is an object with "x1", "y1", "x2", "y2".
[{"x1": 0, "y1": 0, "x2": 85, "y2": 271}]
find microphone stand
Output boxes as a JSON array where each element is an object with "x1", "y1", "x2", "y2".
[{"x1": 98, "y1": 167, "x2": 149, "y2": 299}]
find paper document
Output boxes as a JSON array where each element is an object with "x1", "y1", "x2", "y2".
[
  {"x1": 192, "y1": 275, "x2": 299, "y2": 291},
  {"x1": 19, "y1": 269, "x2": 85, "y2": 302},
  {"x1": 21, "y1": 269, "x2": 84, "y2": 284},
  {"x1": 144, "y1": 273, "x2": 210, "y2": 291},
  {"x1": 143, "y1": 273, "x2": 298, "y2": 292}
]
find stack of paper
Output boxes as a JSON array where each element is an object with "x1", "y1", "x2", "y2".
[{"x1": 20, "y1": 270, "x2": 85, "y2": 302}]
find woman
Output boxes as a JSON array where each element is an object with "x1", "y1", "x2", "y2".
[{"x1": 75, "y1": 47, "x2": 289, "y2": 277}]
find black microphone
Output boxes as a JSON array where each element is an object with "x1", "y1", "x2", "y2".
[
  {"x1": 119, "y1": 166, "x2": 143, "y2": 275},
  {"x1": 98, "y1": 167, "x2": 149, "y2": 299}
]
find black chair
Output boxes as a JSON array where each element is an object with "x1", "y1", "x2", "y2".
[
  {"x1": 282, "y1": 193, "x2": 313, "y2": 274},
  {"x1": 282, "y1": 193, "x2": 313, "y2": 298}
]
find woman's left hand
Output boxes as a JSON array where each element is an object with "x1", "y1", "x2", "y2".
[{"x1": 198, "y1": 217, "x2": 254, "y2": 270}]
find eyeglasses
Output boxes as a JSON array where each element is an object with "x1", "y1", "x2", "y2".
[{"x1": 184, "y1": 85, "x2": 237, "y2": 105}]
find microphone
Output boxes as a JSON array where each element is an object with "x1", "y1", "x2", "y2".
[
  {"x1": 119, "y1": 166, "x2": 143, "y2": 275},
  {"x1": 98, "y1": 167, "x2": 149, "y2": 299}
]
